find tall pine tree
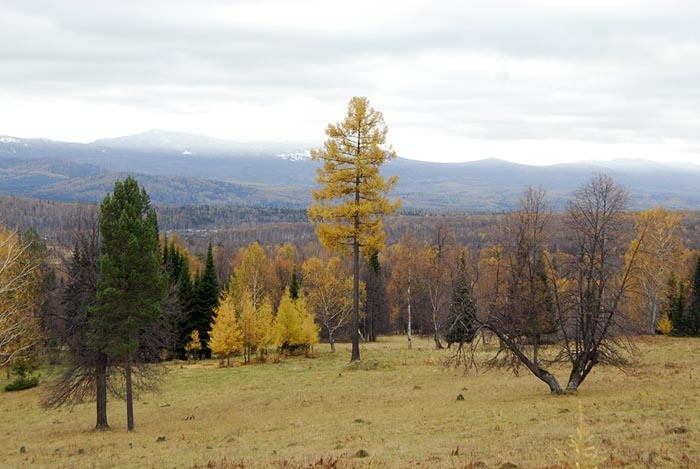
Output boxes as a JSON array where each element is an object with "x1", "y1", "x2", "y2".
[
  {"x1": 445, "y1": 249, "x2": 477, "y2": 347},
  {"x1": 364, "y1": 250, "x2": 389, "y2": 341},
  {"x1": 91, "y1": 176, "x2": 166, "y2": 431},
  {"x1": 688, "y1": 254, "x2": 700, "y2": 335},
  {"x1": 191, "y1": 242, "x2": 219, "y2": 357}
]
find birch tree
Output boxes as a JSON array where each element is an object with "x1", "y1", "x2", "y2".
[
  {"x1": 626, "y1": 207, "x2": 684, "y2": 334},
  {"x1": 302, "y1": 256, "x2": 358, "y2": 351},
  {"x1": 0, "y1": 225, "x2": 43, "y2": 371}
]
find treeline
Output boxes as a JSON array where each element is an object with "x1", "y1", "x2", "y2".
[
  {"x1": 5, "y1": 194, "x2": 700, "y2": 255},
  {"x1": 4, "y1": 181, "x2": 700, "y2": 398}
]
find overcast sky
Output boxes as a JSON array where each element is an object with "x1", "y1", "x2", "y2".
[{"x1": 1, "y1": 1, "x2": 699, "y2": 165}]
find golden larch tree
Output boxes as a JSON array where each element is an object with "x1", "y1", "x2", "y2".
[
  {"x1": 238, "y1": 291, "x2": 273, "y2": 363},
  {"x1": 273, "y1": 288, "x2": 319, "y2": 356},
  {"x1": 308, "y1": 96, "x2": 400, "y2": 362},
  {"x1": 184, "y1": 330, "x2": 202, "y2": 362},
  {"x1": 208, "y1": 289, "x2": 243, "y2": 367}
]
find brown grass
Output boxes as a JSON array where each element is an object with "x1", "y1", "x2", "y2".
[{"x1": 1, "y1": 335, "x2": 699, "y2": 468}]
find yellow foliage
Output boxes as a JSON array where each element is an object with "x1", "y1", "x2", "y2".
[
  {"x1": 656, "y1": 313, "x2": 673, "y2": 335},
  {"x1": 626, "y1": 207, "x2": 685, "y2": 334},
  {"x1": 556, "y1": 402, "x2": 604, "y2": 469},
  {"x1": 208, "y1": 291, "x2": 243, "y2": 366},
  {"x1": 238, "y1": 291, "x2": 274, "y2": 362},
  {"x1": 302, "y1": 256, "x2": 356, "y2": 335},
  {"x1": 273, "y1": 289, "x2": 319, "y2": 354},
  {"x1": 308, "y1": 96, "x2": 401, "y2": 258},
  {"x1": 0, "y1": 225, "x2": 44, "y2": 370},
  {"x1": 185, "y1": 330, "x2": 202, "y2": 360},
  {"x1": 232, "y1": 241, "x2": 274, "y2": 311}
]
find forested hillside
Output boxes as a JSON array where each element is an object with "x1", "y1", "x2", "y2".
[{"x1": 4, "y1": 131, "x2": 700, "y2": 209}]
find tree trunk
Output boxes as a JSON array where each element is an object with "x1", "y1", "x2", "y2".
[
  {"x1": 351, "y1": 237, "x2": 360, "y2": 362},
  {"x1": 566, "y1": 374, "x2": 581, "y2": 392},
  {"x1": 566, "y1": 362, "x2": 586, "y2": 392},
  {"x1": 433, "y1": 316, "x2": 443, "y2": 350},
  {"x1": 540, "y1": 369, "x2": 563, "y2": 394},
  {"x1": 407, "y1": 301, "x2": 413, "y2": 350},
  {"x1": 125, "y1": 356, "x2": 135, "y2": 432},
  {"x1": 407, "y1": 273, "x2": 413, "y2": 350},
  {"x1": 329, "y1": 330, "x2": 336, "y2": 352},
  {"x1": 95, "y1": 352, "x2": 109, "y2": 429}
]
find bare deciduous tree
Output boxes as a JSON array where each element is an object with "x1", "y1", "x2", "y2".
[{"x1": 460, "y1": 176, "x2": 644, "y2": 394}]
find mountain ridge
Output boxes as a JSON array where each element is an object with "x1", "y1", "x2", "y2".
[{"x1": 2, "y1": 131, "x2": 700, "y2": 211}]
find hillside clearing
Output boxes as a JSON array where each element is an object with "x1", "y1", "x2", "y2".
[{"x1": 1, "y1": 336, "x2": 699, "y2": 468}]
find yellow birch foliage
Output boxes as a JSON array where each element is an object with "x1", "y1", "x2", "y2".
[
  {"x1": 626, "y1": 207, "x2": 685, "y2": 334},
  {"x1": 0, "y1": 225, "x2": 43, "y2": 369},
  {"x1": 232, "y1": 241, "x2": 274, "y2": 310},
  {"x1": 208, "y1": 290, "x2": 243, "y2": 366},
  {"x1": 302, "y1": 256, "x2": 355, "y2": 338}
]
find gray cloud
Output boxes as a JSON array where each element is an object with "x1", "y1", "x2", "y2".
[{"x1": 1, "y1": 0, "x2": 699, "y2": 163}]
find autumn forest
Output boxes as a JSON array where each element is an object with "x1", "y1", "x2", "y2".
[{"x1": 2, "y1": 98, "x2": 700, "y2": 467}]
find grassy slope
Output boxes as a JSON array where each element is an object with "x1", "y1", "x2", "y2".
[{"x1": 1, "y1": 336, "x2": 699, "y2": 468}]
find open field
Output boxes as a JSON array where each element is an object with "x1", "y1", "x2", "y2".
[{"x1": 1, "y1": 335, "x2": 699, "y2": 468}]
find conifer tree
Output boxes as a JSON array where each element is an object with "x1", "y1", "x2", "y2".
[
  {"x1": 91, "y1": 176, "x2": 166, "y2": 431},
  {"x1": 273, "y1": 291, "x2": 302, "y2": 354},
  {"x1": 254, "y1": 297, "x2": 274, "y2": 361},
  {"x1": 191, "y1": 243, "x2": 219, "y2": 357},
  {"x1": 665, "y1": 273, "x2": 687, "y2": 334},
  {"x1": 238, "y1": 291, "x2": 273, "y2": 363},
  {"x1": 273, "y1": 288, "x2": 318, "y2": 356},
  {"x1": 289, "y1": 266, "x2": 300, "y2": 301},
  {"x1": 184, "y1": 329, "x2": 202, "y2": 361},
  {"x1": 445, "y1": 249, "x2": 477, "y2": 347},
  {"x1": 176, "y1": 259, "x2": 195, "y2": 356},
  {"x1": 364, "y1": 250, "x2": 390, "y2": 341},
  {"x1": 42, "y1": 205, "x2": 112, "y2": 429},
  {"x1": 308, "y1": 96, "x2": 400, "y2": 362},
  {"x1": 687, "y1": 254, "x2": 700, "y2": 334},
  {"x1": 208, "y1": 289, "x2": 243, "y2": 367}
]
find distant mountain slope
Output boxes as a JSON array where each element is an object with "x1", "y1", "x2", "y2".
[{"x1": 2, "y1": 131, "x2": 700, "y2": 210}]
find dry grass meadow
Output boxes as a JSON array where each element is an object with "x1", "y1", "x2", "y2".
[{"x1": 1, "y1": 335, "x2": 699, "y2": 468}]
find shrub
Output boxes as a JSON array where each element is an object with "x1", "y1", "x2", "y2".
[
  {"x1": 4, "y1": 356, "x2": 40, "y2": 392},
  {"x1": 5, "y1": 375, "x2": 40, "y2": 392}
]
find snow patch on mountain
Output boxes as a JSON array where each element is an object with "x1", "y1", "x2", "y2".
[{"x1": 277, "y1": 150, "x2": 311, "y2": 161}]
